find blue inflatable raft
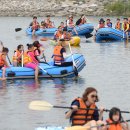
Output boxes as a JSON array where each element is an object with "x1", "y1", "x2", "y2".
[
  {"x1": 26, "y1": 27, "x2": 58, "y2": 36},
  {"x1": 26, "y1": 23, "x2": 94, "y2": 37},
  {"x1": 0, "y1": 54, "x2": 86, "y2": 79},
  {"x1": 96, "y1": 27, "x2": 130, "y2": 42}
]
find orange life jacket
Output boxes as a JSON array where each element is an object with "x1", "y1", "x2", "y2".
[
  {"x1": 23, "y1": 51, "x2": 33, "y2": 65},
  {"x1": 106, "y1": 119, "x2": 122, "y2": 130},
  {"x1": 12, "y1": 50, "x2": 22, "y2": 63},
  {"x1": 53, "y1": 45, "x2": 64, "y2": 63},
  {"x1": 71, "y1": 98, "x2": 96, "y2": 126},
  {"x1": 0, "y1": 53, "x2": 5, "y2": 66},
  {"x1": 115, "y1": 22, "x2": 121, "y2": 30},
  {"x1": 99, "y1": 23, "x2": 105, "y2": 28},
  {"x1": 55, "y1": 31, "x2": 63, "y2": 39},
  {"x1": 32, "y1": 21, "x2": 39, "y2": 30}
]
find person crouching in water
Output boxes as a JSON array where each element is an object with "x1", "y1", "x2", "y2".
[
  {"x1": 0, "y1": 47, "x2": 9, "y2": 80},
  {"x1": 12, "y1": 44, "x2": 24, "y2": 67},
  {"x1": 24, "y1": 44, "x2": 39, "y2": 80},
  {"x1": 105, "y1": 107, "x2": 129, "y2": 130},
  {"x1": 53, "y1": 39, "x2": 73, "y2": 67}
]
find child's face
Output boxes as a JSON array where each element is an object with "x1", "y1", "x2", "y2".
[
  {"x1": 3, "y1": 52, "x2": 8, "y2": 55},
  {"x1": 112, "y1": 112, "x2": 120, "y2": 122}
]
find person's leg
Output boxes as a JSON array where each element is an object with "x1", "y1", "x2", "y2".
[
  {"x1": 54, "y1": 62, "x2": 73, "y2": 67},
  {"x1": 1, "y1": 67, "x2": 6, "y2": 80},
  {"x1": 35, "y1": 66, "x2": 39, "y2": 80}
]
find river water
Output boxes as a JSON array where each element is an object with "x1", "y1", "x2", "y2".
[{"x1": 0, "y1": 16, "x2": 130, "y2": 130}]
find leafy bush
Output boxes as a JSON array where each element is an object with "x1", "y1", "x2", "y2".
[{"x1": 105, "y1": 0, "x2": 130, "y2": 16}]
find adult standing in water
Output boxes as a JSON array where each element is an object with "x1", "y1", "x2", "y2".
[{"x1": 65, "y1": 87, "x2": 104, "y2": 126}]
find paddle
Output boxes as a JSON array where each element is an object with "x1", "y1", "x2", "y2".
[
  {"x1": 29, "y1": 100, "x2": 130, "y2": 113},
  {"x1": 68, "y1": 42, "x2": 78, "y2": 76},
  {"x1": 65, "y1": 119, "x2": 130, "y2": 130},
  {"x1": 38, "y1": 66, "x2": 53, "y2": 78},
  {"x1": 7, "y1": 54, "x2": 12, "y2": 65},
  {"x1": 15, "y1": 28, "x2": 22, "y2": 32}
]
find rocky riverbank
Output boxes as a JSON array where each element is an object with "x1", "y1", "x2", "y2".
[{"x1": 0, "y1": 0, "x2": 115, "y2": 16}]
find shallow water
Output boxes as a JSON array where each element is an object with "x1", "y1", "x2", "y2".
[{"x1": 0, "y1": 16, "x2": 130, "y2": 130}]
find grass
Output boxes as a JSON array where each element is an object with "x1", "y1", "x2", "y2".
[{"x1": 105, "y1": 0, "x2": 130, "y2": 16}]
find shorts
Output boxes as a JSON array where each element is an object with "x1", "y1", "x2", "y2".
[{"x1": 25, "y1": 63, "x2": 37, "y2": 70}]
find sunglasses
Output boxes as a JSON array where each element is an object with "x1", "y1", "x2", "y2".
[{"x1": 91, "y1": 95, "x2": 97, "y2": 98}]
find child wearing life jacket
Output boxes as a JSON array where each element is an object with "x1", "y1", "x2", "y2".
[
  {"x1": 0, "y1": 47, "x2": 9, "y2": 80},
  {"x1": 54, "y1": 26, "x2": 63, "y2": 40},
  {"x1": 40, "y1": 21, "x2": 46, "y2": 29},
  {"x1": 12, "y1": 44, "x2": 24, "y2": 67},
  {"x1": 96, "y1": 18, "x2": 105, "y2": 31},
  {"x1": 115, "y1": 18, "x2": 122, "y2": 30},
  {"x1": 29, "y1": 16, "x2": 40, "y2": 35},
  {"x1": 24, "y1": 44, "x2": 39, "y2": 80},
  {"x1": 105, "y1": 107, "x2": 129, "y2": 130},
  {"x1": 33, "y1": 41, "x2": 44, "y2": 62},
  {"x1": 106, "y1": 19, "x2": 112, "y2": 28}
]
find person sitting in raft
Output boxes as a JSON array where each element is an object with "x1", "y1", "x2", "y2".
[
  {"x1": 122, "y1": 18, "x2": 129, "y2": 39},
  {"x1": 54, "y1": 26, "x2": 63, "y2": 40},
  {"x1": 24, "y1": 44, "x2": 39, "y2": 80},
  {"x1": 104, "y1": 107, "x2": 129, "y2": 130},
  {"x1": 115, "y1": 18, "x2": 122, "y2": 30},
  {"x1": 106, "y1": 19, "x2": 112, "y2": 28},
  {"x1": 0, "y1": 47, "x2": 10, "y2": 80},
  {"x1": 33, "y1": 41, "x2": 44, "y2": 62},
  {"x1": 65, "y1": 87, "x2": 104, "y2": 126},
  {"x1": 40, "y1": 21, "x2": 47, "y2": 29},
  {"x1": 12, "y1": 44, "x2": 24, "y2": 67},
  {"x1": 48, "y1": 21, "x2": 55, "y2": 28},
  {"x1": 96, "y1": 18, "x2": 105, "y2": 31},
  {"x1": 45, "y1": 15, "x2": 53, "y2": 28},
  {"x1": 53, "y1": 39, "x2": 73, "y2": 67},
  {"x1": 66, "y1": 15, "x2": 78, "y2": 35},
  {"x1": 29, "y1": 16, "x2": 40, "y2": 35},
  {"x1": 76, "y1": 14, "x2": 87, "y2": 26}
]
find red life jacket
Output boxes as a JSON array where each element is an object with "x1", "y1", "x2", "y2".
[{"x1": 32, "y1": 21, "x2": 39, "y2": 30}]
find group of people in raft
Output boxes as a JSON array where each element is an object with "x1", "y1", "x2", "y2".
[
  {"x1": 96, "y1": 17, "x2": 130, "y2": 39},
  {"x1": 65, "y1": 87, "x2": 129, "y2": 130},
  {"x1": 0, "y1": 39, "x2": 73, "y2": 80},
  {"x1": 29, "y1": 14, "x2": 87, "y2": 36}
]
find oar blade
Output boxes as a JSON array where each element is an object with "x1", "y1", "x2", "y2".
[
  {"x1": 15, "y1": 28, "x2": 22, "y2": 32},
  {"x1": 29, "y1": 101, "x2": 53, "y2": 111},
  {"x1": 65, "y1": 126, "x2": 87, "y2": 130},
  {"x1": 73, "y1": 66, "x2": 78, "y2": 76}
]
